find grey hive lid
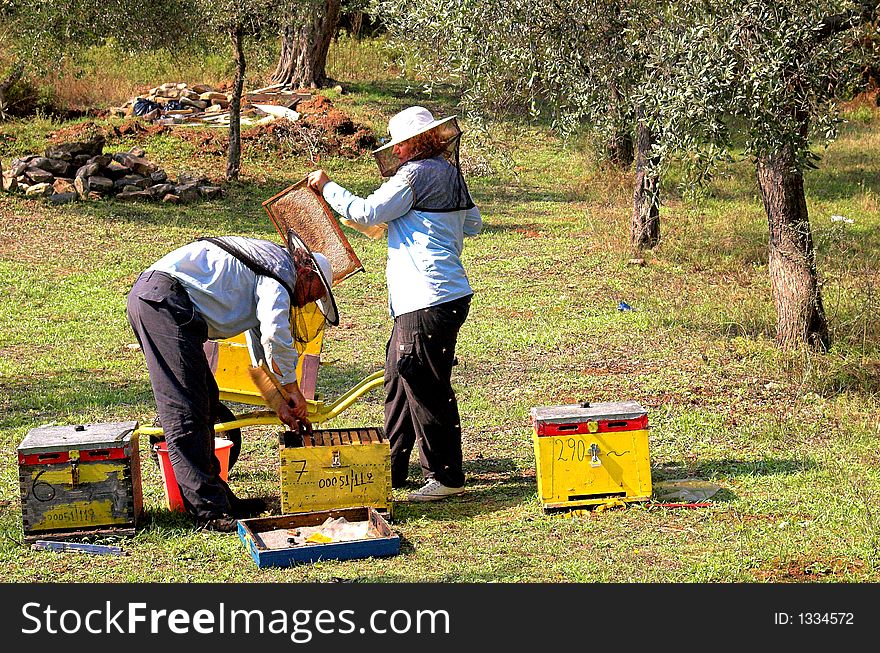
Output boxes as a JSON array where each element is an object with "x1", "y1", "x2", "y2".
[
  {"x1": 17, "y1": 421, "x2": 138, "y2": 454},
  {"x1": 530, "y1": 401, "x2": 646, "y2": 423}
]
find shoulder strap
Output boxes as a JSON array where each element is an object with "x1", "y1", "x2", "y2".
[{"x1": 199, "y1": 237, "x2": 296, "y2": 301}]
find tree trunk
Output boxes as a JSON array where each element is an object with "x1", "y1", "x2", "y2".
[
  {"x1": 607, "y1": 128, "x2": 634, "y2": 168},
  {"x1": 756, "y1": 147, "x2": 830, "y2": 350},
  {"x1": 607, "y1": 81, "x2": 634, "y2": 168},
  {"x1": 271, "y1": 0, "x2": 342, "y2": 89},
  {"x1": 631, "y1": 111, "x2": 660, "y2": 250},
  {"x1": 226, "y1": 24, "x2": 245, "y2": 181},
  {"x1": 0, "y1": 61, "x2": 24, "y2": 118},
  {"x1": 351, "y1": 11, "x2": 364, "y2": 39}
]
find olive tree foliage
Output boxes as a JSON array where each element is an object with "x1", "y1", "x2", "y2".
[
  {"x1": 1, "y1": 0, "x2": 200, "y2": 55},
  {"x1": 376, "y1": 0, "x2": 641, "y2": 139},
  {"x1": 642, "y1": 0, "x2": 879, "y2": 349},
  {"x1": 642, "y1": 0, "x2": 878, "y2": 174},
  {"x1": 0, "y1": 0, "x2": 200, "y2": 115},
  {"x1": 376, "y1": 0, "x2": 672, "y2": 251}
]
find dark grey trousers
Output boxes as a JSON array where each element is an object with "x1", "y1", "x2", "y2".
[
  {"x1": 385, "y1": 295, "x2": 471, "y2": 489},
  {"x1": 126, "y1": 270, "x2": 234, "y2": 520}
]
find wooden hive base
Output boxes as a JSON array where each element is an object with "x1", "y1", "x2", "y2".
[{"x1": 23, "y1": 525, "x2": 137, "y2": 544}]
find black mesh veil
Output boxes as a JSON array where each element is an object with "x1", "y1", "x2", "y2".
[{"x1": 373, "y1": 117, "x2": 474, "y2": 213}]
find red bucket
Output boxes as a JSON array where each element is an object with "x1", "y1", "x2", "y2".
[{"x1": 154, "y1": 438, "x2": 234, "y2": 512}]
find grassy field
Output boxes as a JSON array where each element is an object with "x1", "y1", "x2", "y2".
[{"x1": 0, "y1": 74, "x2": 878, "y2": 582}]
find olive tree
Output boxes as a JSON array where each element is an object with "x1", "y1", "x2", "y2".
[
  {"x1": 644, "y1": 0, "x2": 879, "y2": 349},
  {"x1": 377, "y1": 0, "x2": 670, "y2": 251},
  {"x1": 190, "y1": 0, "x2": 312, "y2": 179},
  {"x1": 0, "y1": 0, "x2": 199, "y2": 115}
]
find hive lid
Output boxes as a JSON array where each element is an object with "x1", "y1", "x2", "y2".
[
  {"x1": 530, "y1": 401, "x2": 646, "y2": 423},
  {"x1": 262, "y1": 178, "x2": 364, "y2": 286},
  {"x1": 17, "y1": 421, "x2": 139, "y2": 454}
]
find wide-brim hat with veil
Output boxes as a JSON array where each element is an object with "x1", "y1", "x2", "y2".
[
  {"x1": 372, "y1": 106, "x2": 463, "y2": 178},
  {"x1": 286, "y1": 228, "x2": 339, "y2": 327}
]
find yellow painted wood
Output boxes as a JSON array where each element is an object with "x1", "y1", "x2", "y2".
[
  {"x1": 28, "y1": 500, "x2": 129, "y2": 532},
  {"x1": 26, "y1": 462, "x2": 124, "y2": 486},
  {"x1": 20, "y1": 460, "x2": 141, "y2": 534},
  {"x1": 532, "y1": 429, "x2": 652, "y2": 509},
  {"x1": 213, "y1": 303, "x2": 325, "y2": 405},
  {"x1": 280, "y1": 441, "x2": 391, "y2": 513}
]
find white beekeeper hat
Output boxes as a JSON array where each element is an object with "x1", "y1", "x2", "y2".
[{"x1": 372, "y1": 106, "x2": 462, "y2": 177}]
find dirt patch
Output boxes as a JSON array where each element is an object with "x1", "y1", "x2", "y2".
[
  {"x1": 46, "y1": 121, "x2": 108, "y2": 145},
  {"x1": 42, "y1": 94, "x2": 375, "y2": 162},
  {"x1": 841, "y1": 88, "x2": 880, "y2": 111},
  {"x1": 752, "y1": 556, "x2": 865, "y2": 582},
  {"x1": 242, "y1": 94, "x2": 376, "y2": 160},
  {"x1": 45, "y1": 120, "x2": 170, "y2": 146},
  {"x1": 146, "y1": 93, "x2": 376, "y2": 161}
]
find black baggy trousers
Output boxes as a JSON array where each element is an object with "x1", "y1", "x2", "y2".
[
  {"x1": 385, "y1": 295, "x2": 471, "y2": 489},
  {"x1": 126, "y1": 270, "x2": 234, "y2": 520}
]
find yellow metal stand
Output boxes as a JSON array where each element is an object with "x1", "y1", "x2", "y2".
[
  {"x1": 136, "y1": 370, "x2": 384, "y2": 438},
  {"x1": 135, "y1": 303, "x2": 384, "y2": 439}
]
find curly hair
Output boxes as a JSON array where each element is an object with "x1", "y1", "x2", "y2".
[{"x1": 407, "y1": 129, "x2": 446, "y2": 161}]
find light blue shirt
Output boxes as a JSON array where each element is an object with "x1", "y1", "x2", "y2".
[
  {"x1": 322, "y1": 174, "x2": 482, "y2": 317},
  {"x1": 148, "y1": 241, "x2": 300, "y2": 384}
]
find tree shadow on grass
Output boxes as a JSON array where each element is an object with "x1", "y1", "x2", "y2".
[
  {"x1": 342, "y1": 80, "x2": 462, "y2": 117},
  {"x1": 0, "y1": 370, "x2": 153, "y2": 432},
  {"x1": 0, "y1": 362, "x2": 385, "y2": 432},
  {"x1": 804, "y1": 142, "x2": 880, "y2": 202},
  {"x1": 477, "y1": 222, "x2": 547, "y2": 237},
  {"x1": 395, "y1": 455, "x2": 816, "y2": 523},
  {"x1": 652, "y1": 457, "x2": 816, "y2": 495},
  {"x1": 54, "y1": 186, "x2": 285, "y2": 235},
  {"x1": 477, "y1": 185, "x2": 593, "y2": 205}
]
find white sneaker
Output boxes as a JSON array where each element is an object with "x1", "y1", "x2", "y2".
[{"x1": 407, "y1": 478, "x2": 465, "y2": 502}]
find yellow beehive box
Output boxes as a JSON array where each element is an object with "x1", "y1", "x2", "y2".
[
  {"x1": 17, "y1": 421, "x2": 143, "y2": 541},
  {"x1": 530, "y1": 401, "x2": 651, "y2": 510},
  {"x1": 279, "y1": 427, "x2": 391, "y2": 514}
]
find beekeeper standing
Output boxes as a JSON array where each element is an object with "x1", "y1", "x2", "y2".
[{"x1": 307, "y1": 106, "x2": 482, "y2": 502}]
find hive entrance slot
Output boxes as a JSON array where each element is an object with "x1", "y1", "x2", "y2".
[{"x1": 568, "y1": 491, "x2": 626, "y2": 502}]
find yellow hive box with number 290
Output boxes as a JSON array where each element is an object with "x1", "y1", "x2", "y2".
[{"x1": 530, "y1": 401, "x2": 652, "y2": 511}]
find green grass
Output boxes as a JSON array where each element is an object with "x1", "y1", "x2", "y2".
[{"x1": 1, "y1": 78, "x2": 879, "y2": 582}]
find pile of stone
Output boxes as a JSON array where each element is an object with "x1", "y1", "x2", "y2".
[
  {"x1": 110, "y1": 82, "x2": 231, "y2": 122},
  {"x1": 0, "y1": 135, "x2": 222, "y2": 204},
  {"x1": 110, "y1": 82, "x2": 311, "y2": 127}
]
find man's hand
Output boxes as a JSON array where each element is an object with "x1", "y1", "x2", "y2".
[
  {"x1": 306, "y1": 169, "x2": 330, "y2": 194},
  {"x1": 278, "y1": 382, "x2": 311, "y2": 432}
]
